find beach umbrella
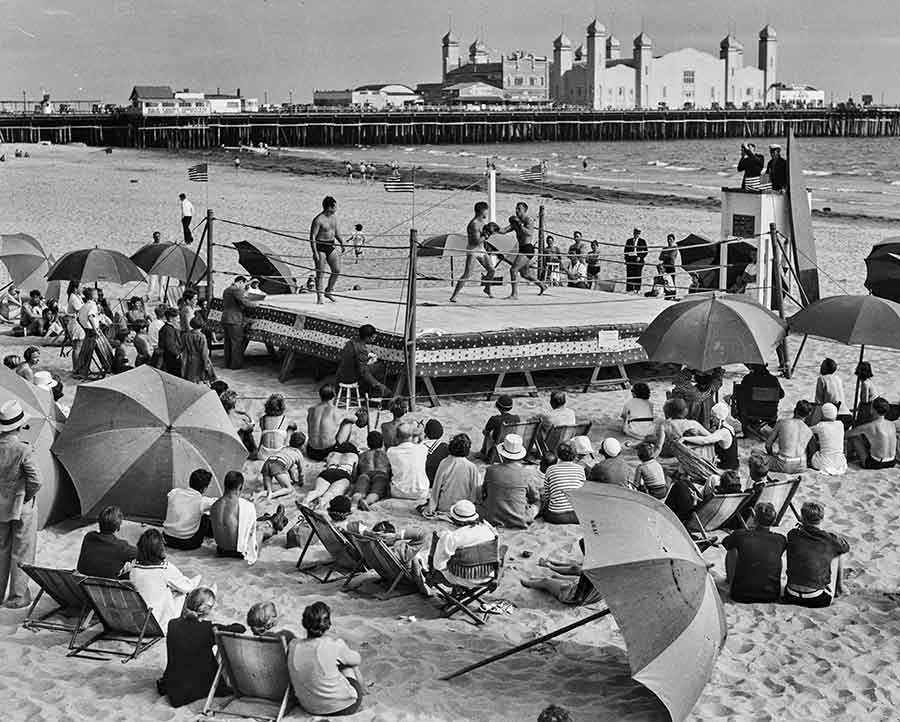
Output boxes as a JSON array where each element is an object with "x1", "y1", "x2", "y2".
[
  {"x1": 131, "y1": 242, "x2": 207, "y2": 285},
  {"x1": 638, "y1": 292, "x2": 785, "y2": 371},
  {"x1": 864, "y1": 239, "x2": 900, "y2": 303},
  {"x1": 0, "y1": 368, "x2": 77, "y2": 528},
  {"x1": 0, "y1": 233, "x2": 49, "y2": 288},
  {"x1": 419, "y1": 232, "x2": 518, "y2": 259},
  {"x1": 233, "y1": 239, "x2": 295, "y2": 295},
  {"x1": 51, "y1": 365, "x2": 246, "y2": 521},
  {"x1": 46, "y1": 248, "x2": 146, "y2": 285}
]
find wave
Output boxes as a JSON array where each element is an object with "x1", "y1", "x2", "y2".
[
  {"x1": 647, "y1": 160, "x2": 669, "y2": 167},
  {"x1": 802, "y1": 169, "x2": 832, "y2": 176},
  {"x1": 668, "y1": 165, "x2": 702, "y2": 172}
]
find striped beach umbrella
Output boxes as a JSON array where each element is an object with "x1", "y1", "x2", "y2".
[
  {"x1": 46, "y1": 248, "x2": 145, "y2": 285},
  {"x1": 131, "y1": 242, "x2": 207, "y2": 284}
]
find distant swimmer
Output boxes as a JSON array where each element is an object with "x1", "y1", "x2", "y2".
[
  {"x1": 309, "y1": 196, "x2": 345, "y2": 304},
  {"x1": 449, "y1": 201, "x2": 495, "y2": 303},
  {"x1": 499, "y1": 201, "x2": 546, "y2": 298}
]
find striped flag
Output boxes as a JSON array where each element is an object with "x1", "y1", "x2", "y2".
[
  {"x1": 187, "y1": 163, "x2": 209, "y2": 182},
  {"x1": 744, "y1": 174, "x2": 772, "y2": 192},
  {"x1": 384, "y1": 175, "x2": 414, "y2": 193},
  {"x1": 519, "y1": 163, "x2": 545, "y2": 182}
]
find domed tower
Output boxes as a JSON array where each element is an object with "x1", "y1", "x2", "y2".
[
  {"x1": 758, "y1": 25, "x2": 777, "y2": 104},
  {"x1": 633, "y1": 32, "x2": 653, "y2": 109},
  {"x1": 552, "y1": 33, "x2": 573, "y2": 103},
  {"x1": 606, "y1": 34, "x2": 621, "y2": 61},
  {"x1": 442, "y1": 30, "x2": 459, "y2": 82},
  {"x1": 469, "y1": 38, "x2": 489, "y2": 65},
  {"x1": 586, "y1": 18, "x2": 607, "y2": 110},
  {"x1": 720, "y1": 33, "x2": 744, "y2": 105}
]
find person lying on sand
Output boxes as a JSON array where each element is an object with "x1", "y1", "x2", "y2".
[
  {"x1": 521, "y1": 539, "x2": 601, "y2": 606},
  {"x1": 349, "y1": 430, "x2": 391, "y2": 511},
  {"x1": 300, "y1": 442, "x2": 359, "y2": 511}
]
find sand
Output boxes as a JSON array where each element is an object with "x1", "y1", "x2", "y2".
[{"x1": 2, "y1": 143, "x2": 900, "y2": 722}]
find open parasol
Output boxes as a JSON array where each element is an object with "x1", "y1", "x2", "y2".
[
  {"x1": 131, "y1": 242, "x2": 207, "y2": 285},
  {"x1": 46, "y1": 248, "x2": 145, "y2": 285},
  {"x1": 864, "y1": 239, "x2": 900, "y2": 303},
  {"x1": 420, "y1": 232, "x2": 518, "y2": 259},
  {"x1": 233, "y1": 240, "x2": 295, "y2": 295}
]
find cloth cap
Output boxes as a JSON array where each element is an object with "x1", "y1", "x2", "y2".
[
  {"x1": 571, "y1": 435, "x2": 594, "y2": 456},
  {"x1": 601, "y1": 437, "x2": 621, "y2": 457},
  {"x1": 33, "y1": 370, "x2": 59, "y2": 390},
  {"x1": 769, "y1": 143, "x2": 782, "y2": 150},
  {"x1": 0, "y1": 399, "x2": 28, "y2": 431},
  {"x1": 710, "y1": 402, "x2": 731, "y2": 421},
  {"x1": 495, "y1": 395, "x2": 514, "y2": 412},
  {"x1": 497, "y1": 433, "x2": 526, "y2": 460},
  {"x1": 821, "y1": 402, "x2": 838, "y2": 421},
  {"x1": 450, "y1": 499, "x2": 479, "y2": 525}
]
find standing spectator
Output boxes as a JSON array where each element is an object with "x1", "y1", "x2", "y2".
[
  {"x1": 221, "y1": 275, "x2": 254, "y2": 370},
  {"x1": 157, "y1": 307, "x2": 183, "y2": 376},
  {"x1": 181, "y1": 317, "x2": 215, "y2": 384},
  {"x1": 586, "y1": 240, "x2": 602, "y2": 282},
  {"x1": 480, "y1": 394, "x2": 520, "y2": 459},
  {"x1": 386, "y1": 422, "x2": 429, "y2": 502},
  {"x1": 481, "y1": 434, "x2": 540, "y2": 529},
  {"x1": 422, "y1": 419, "x2": 450, "y2": 485},
  {"x1": 146, "y1": 231, "x2": 164, "y2": 302},
  {"x1": 148, "y1": 304, "x2": 166, "y2": 350},
  {"x1": 766, "y1": 144, "x2": 788, "y2": 192},
  {"x1": 658, "y1": 233, "x2": 679, "y2": 276},
  {"x1": 784, "y1": 501, "x2": 849, "y2": 608},
  {"x1": 179, "y1": 193, "x2": 194, "y2": 244},
  {"x1": 65, "y1": 281, "x2": 84, "y2": 372},
  {"x1": 220, "y1": 390, "x2": 258, "y2": 459},
  {"x1": 425, "y1": 433, "x2": 480, "y2": 515},
  {"x1": 737, "y1": 142, "x2": 765, "y2": 188},
  {"x1": 540, "y1": 442, "x2": 584, "y2": 525},
  {"x1": 721, "y1": 502, "x2": 786, "y2": 603},
  {"x1": 178, "y1": 289, "x2": 197, "y2": 332},
  {"x1": 853, "y1": 361, "x2": 877, "y2": 424},
  {"x1": 76, "y1": 505, "x2": 136, "y2": 578},
  {"x1": 624, "y1": 227, "x2": 648, "y2": 292},
  {"x1": 0, "y1": 400, "x2": 41, "y2": 608}
]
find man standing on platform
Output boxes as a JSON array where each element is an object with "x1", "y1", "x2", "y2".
[
  {"x1": 221, "y1": 276, "x2": 255, "y2": 370},
  {"x1": 450, "y1": 201, "x2": 495, "y2": 303},
  {"x1": 623, "y1": 227, "x2": 648, "y2": 293},
  {"x1": 179, "y1": 193, "x2": 194, "y2": 244},
  {"x1": 499, "y1": 202, "x2": 546, "y2": 299},
  {"x1": 309, "y1": 196, "x2": 345, "y2": 304},
  {"x1": 766, "y1": 144, "x2": 788, "y2": 192}
]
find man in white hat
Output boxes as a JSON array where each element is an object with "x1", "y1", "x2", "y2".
[
  {"x1": 482, "y1": 434, "x2": 541, "y2": 529},
  {"x1": 766, "y1": 144, "x2": 787, "y2": 191},
  {"x1": 571, "y1": 435, "x2": 596, "y2": 471},
  {"x1": 0, "y1": 399, "x2": 41, "y2": 608},
  {"x1": 587, "y1": 437, "x2": 633, "y2": 487}
]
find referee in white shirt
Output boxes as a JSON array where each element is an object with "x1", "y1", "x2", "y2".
[{"x1": 179, "y1": 193, "x2": 194, "y2": 244}]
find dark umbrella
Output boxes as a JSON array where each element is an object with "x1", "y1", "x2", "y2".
[
  {"x1": 131, "y1": 242, "x2": 207, "y2": 284},
  {"x1": 233, "y1": 240, "x2": 295, "y2": 295},
  {"x1": 46, "y1": 248, "x2": 145, "y2": 284},
  {"x1": 864, "y1": 238, "x2": 900, "y2": 303}
]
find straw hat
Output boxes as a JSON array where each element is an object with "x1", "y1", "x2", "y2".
[
  {"x1": 571, "y1": 435, "x2": 594, "y2": 456},
  {"x1": 449, "y1": 499, "x2": 479, "y2": 525},
  {"x1": 600, "y1": 437, "x2": 622, "y2": 458},
  {"x1": 769, "y1": 143, "x2": 782, "y2": 151},
  {"x1": 497, "y1": 433, "x2": 526, "y2": 460},
  {"x1": 33, "y1": 371, "x2": 58, "y2": 390},
  {"x1": 0, "y1": 399, "x2": 28, "y2": 432}
]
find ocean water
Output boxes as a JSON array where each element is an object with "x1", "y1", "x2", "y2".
[{"x1": 288, "y1": 136, "x2": 900, "y2": 220}]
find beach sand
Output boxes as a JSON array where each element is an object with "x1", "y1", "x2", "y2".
[{"x1": 2, "y1": 144, "x2": 900, "y2": 722}]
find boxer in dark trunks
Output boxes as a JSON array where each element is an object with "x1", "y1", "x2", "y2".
[
  {"x1": 309, "y1": 196, "x2": 345, "y2": 304},
  {"x1": 499, "y1": 201, "x2": 546, "y2": 299},
  {"x1": 449, "y1": 201, "x2": 496, "y2": 303}
]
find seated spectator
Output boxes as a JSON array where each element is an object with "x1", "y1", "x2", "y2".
[
  {"x1": 481, "y1": 433, "x2": 540, "y2": 529},
  {"x1": 714, "y1": 469, "x2": 745, "y2": 494},
  {"x1": 260, "y1": 431, "x2": 306, "y2": 500},
  {"x1": 845, "y1": 397, "x2": 896, "y2": 469},
  {"x1": 129, "y1": 529, "x2": 200, "y2": 630},
  {"x1": 334, "y1": 408, "x2": 370, "y2": 450},
  {"x1": 480, "y1": 394, "x2": 520, "y2": 459},
  {"x1": 380, "y1": 398, "x2": 410, "y2": 450},
  {"x1": 541, "y1": 442, "x2": 585, "y2": 524},
  {"x1": 247, "y1": 601, "x2": 296, "y2": 643},
  {"x1": 327, "y1": 496, "x2": 353, "y2": 527},
  {"x1": 300, "y1": 442, "x2": 359, "y2": 511},
  {"x1": 422, "y1": 419, "x2": 450, "y2": 485},
  {"x1": 425, "y1": 433, "x2": 480, "y2": 516},
  {"x1": 784, "y1": 501, "x2": 850, "y2": 608},
  {"x1": 125, "y1": 296, "x2": 147, "y2": 331},
  {"x1": 110, "y1": 334, "x2": 133, "y2": 374},
  {"x1": 220, "y1": 390, "x2": 258, "y2": 459},
  {"x1": 133, "y1": 319, "x2": 154, "y2": 366},
  {"x1": 722, "y1": 502, "x2": 786, "y2": 603},
  {"x1": 288, "y1": 601, "x2": 364, "y2": 717},
  {"x1": 538, "y1": 705, "x2": 575, "y2": 722},
  {"x1": 853, "y1": 361, "x2": 877, "y2": 424},
  {"x1": 810, "y1": 357, "x2": 848, "y2": 425},
  {"x1": 386, "y1": 422, "x2": 429, "y2": 502},
  {"x1": 258, "y1": 393, "x2": 298, "y2": 460},
  {"x1": 415, "y1": 500, "x2": 498, "y2": 587},
  {"x1": 15, "y1": 346, "x2": 40, "y2": 383},
  {"x1": 157, "y1": 587, "x2": 246, "y2": 707},
  {"x1": 653, "y1": 398, "x2": 710, "y2": 458},
  {"x1": 571, "y1": 435, "x2": 596, "y2": 471},
  {"x1": 741, "y1": 364, "x2": 785, "y2": 403},
  {"x1": 76, "y1": 505, "x2": 136, "y2": 578},
  {"x1": 665, "y1": 474, "x2": 703, "y2": 524},
  {"x1": 521, "y1": 539, "x2": 601, "y2": 606},
  {"x1": 682, "y1": 402, "x2": 739, "y2": 470},
  {"x1": 632, "y1": 441, "x2": 667, "y2": 499},
  {"x1": 350, "y1": 431, "x2": 391, "y2": 510},
  {"x1": 670, "y1": 367, "x2": 724, "y2": 429},
  {"x1": 763, "y1": 400, "x2": 813, "y2": 474},
  {"x1": 335, "y1": 323, "x2": 389, "y2": 398},
  {"x1": 163, "y1": 469, "x2": 217, "y2": 551},
  {"x1": 620, "y1": 382, "x2": 655, "y2": 440},
  {"x1": 533, "y1": 391, "x2": 576, "y2": 448},
  {"x1": 306, "y1": 385, "x2": 341, "y2": 461},
  {"x1": 809, "y1": 403, "x2": 847, "y2": 475},
  {"x1": 19, "y1": 291, "x2": 45, "y2": 336},
  {"x1": 587, "y1": 438, "x2": 633, "y2": 487},
  {"x1": 210, "y1": 471, "x2": 288, "y2": 563}
]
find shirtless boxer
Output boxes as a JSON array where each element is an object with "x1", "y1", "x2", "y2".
[
  {"x1": 449, "y1": 201, "x2": 496, "y2": 303},
  {"x1": 309, "y1": 196, "x2": 345, "y2": 304},
  {"x1": 499, "y1": 201, "x2": 546, "y2": 298}
]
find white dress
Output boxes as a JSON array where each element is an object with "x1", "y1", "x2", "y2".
[{"x1": 129, "y1": 561, "x2": 198, "y2": 631}]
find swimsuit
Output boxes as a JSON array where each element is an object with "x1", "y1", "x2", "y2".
[
  {"x1": 518, "y1": 243, "x2": 536, "y2": 258},
  {"x1": 315, "y1": 240, "x2": 336, "y2": 257}
]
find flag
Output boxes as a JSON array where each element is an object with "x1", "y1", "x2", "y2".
[
  {"x1": 744, "y1": 174, "x2": 772, "y2": 192},
  {"x1": 384, "y1": 175, "x2": 414, "y2": 193},
  {"x1": 519, "y1": 163, "x2": 544, "y2": 183},
  {"x1": 188, "y1": 163, "x2": 208, "y2": 182}
]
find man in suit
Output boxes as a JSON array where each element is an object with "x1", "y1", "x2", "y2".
[
  {"x1": 624, "y1": 227, "x2": 648, "y2": 292},
  {"x1": 222, "y1": 276, "x2": 254, "y2": 370},
  {"x1": 157, "y1": 307, "x2": 182, "y2": 376},
  {"x1": 766, "y1": 144, "x2": 788, "y2": 192}
]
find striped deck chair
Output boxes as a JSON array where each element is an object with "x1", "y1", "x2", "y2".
[
  {"x1": 295, "y1": 504, "x2": 366, "y2": 583},
  {"x1": 424, "y1": 532, "x2": 508, "y2": 626},
  {"x1": 345, "y1": 531, "x2": 417, "y2": 600},
  {"x1": 536, "y1": 421, "x2": 592, "y2": 457},
  {"x1": 487, "y1": 420, "x2": 539, "y2": 463},
  {"x1": 203, "y1": 631, "x2": 294, "y2": 722},
  {"x1": 669, "y1": 439, "x2": 720, "y2": 484},
  {"x1": 67, "y1": 577, "x2": 164, "y2": 662},
  {"x1": 748, "y1": 476, "x2": 802, "y2": 527},
  {"x1": 19, "y1": 565, "x2": 96, "y2": 648},
  {"x1": 687, "y1": 490, "x2": 759, "y2": 542}
]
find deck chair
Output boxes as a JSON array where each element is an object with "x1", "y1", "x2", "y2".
[
  {"x1": 203, "y1": 631, "x2": 294, "y2": 722},
  {"x1": 67, "y1": 577, "x2": 164, "y2": 663},
  {"x1": 745, "y1": 476, "x2": 802, "y2": 527},
  {"x1": 535, "y1": 421, "x2": 593, "y2": 457},
  {"x1": 295, "y1": 504, "x2": 366, "y2": 583},
  {"x1": 669, "y1": 439, "x2": 720, "y2": 484},
  {"x1": 345, "y1": 531, "x2": 417, "y2": 600},
  {"x1": 19, "y1": 564, "x2": 96, "y2": 648},
  {"x1": 686, "y1": 490, "x2": 759, "y2": 542},
  {"x1": 424, "y1": 532, "x2": 508, "y2": 626},
  {"x1": 487, "y1": 420, "x2": 539, "y2": 463},
  {"x1": 731, "y1": 381, "x2": 780, "y2": 439}
]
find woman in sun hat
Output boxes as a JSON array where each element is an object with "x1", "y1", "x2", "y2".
[{"x1": 482, "y1": 433, "x2": 541, "y2": 529}]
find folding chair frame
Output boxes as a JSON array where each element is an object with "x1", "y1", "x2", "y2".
[
  {"x1": 689, "y1": 490, "x2": 759, "y2": 542},
  {"x1": 535, "y1": 421, "x2": 593, "y2": 458},
  {"x1": 294, "y1": 505, "x2": 366, "y2": 584},
  {"x1": 20, "y1": 565, "x2": 96, "y2": 649},
  {"x1": 739, "y1": 476, "x2": 802, "y2": 528},
  {"x1": 487, "y1": 420, "x2": 540, "y2": 463},
  {"x1": 345, "y1": 531, "x2": 418, "y2": 600}
]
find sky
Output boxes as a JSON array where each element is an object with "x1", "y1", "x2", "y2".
[{"x1": 1, "y1": 0, "x2": 898, "y2": 104}]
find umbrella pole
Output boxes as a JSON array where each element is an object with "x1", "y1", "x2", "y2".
[
  {"x1": 770, "y1": 224, "x2": 790, "y2": 378},
  {"x1": 852, "y1": 344, "x2": 865, "y2": 423},
  {"x1": 441, "y1": 608, "x2": 611, "y2": 682},
  {"x1": 404, "y1": 229, "x2": 419, "y2": 412},
  {"x1": 790, "y1": 334, "x2": 807, "y2": 377}
]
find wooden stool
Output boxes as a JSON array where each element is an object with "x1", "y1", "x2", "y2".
[{"x1": 336, "y1": 382, "x2": 361, "y2": 409}]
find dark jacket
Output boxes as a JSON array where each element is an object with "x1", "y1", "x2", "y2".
[
  {"x1": 336, "y1": 338, "x2": 381, "y2": 391},
  {"x1": 738, "y1": 152, "x2": 765, "y2": 182},
  {"x1": 786, "y1": 524, "x2": 850, "y2": 590},
  {"x1": 766, "y1": 156, "x2": 788, "y2": 191},
  {"x1": 157, "y1": 322, "x2": 182, "y2": 376},
  {"x1": 221, "y1": 284, "x2": 252, "y2": 326},
  {"x1": 624, "y1": 236, "x2": 648, "y2": 261},
  {"x1": 76, "y1": 531, "x2": 136, "y2": 578}
]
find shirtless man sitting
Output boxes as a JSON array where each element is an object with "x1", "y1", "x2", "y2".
[
  {"x1": 846, "y1": 397, "x2": 897, "y2": 469},
  {"x1": 309, "y1": 195, "x2": 345, "y2": 304},
  {"x1": 764, "y1": 400, "x2": 813, "y2": 473},
  {"x1": 449, "y1": 201, "x2": 495, "y2": 303},
  {"x1": 306, "y1": 384, "x2": 343, "y2": 461},
  {"x1": 499, "y1": 201, "x2": 546, "y2": 298},
  {"x1": 209, "y1": 471, "x2": 287, "y2": 559}
]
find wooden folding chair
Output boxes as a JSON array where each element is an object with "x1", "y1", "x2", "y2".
[
  {"x1": 345, "y1": 531, "x2": 417, "y2": 600},
  {"x1": 746, "y1": 476, "x2": 802, "y2": 527},
  {"x1": 669, "y1": 439, "x2": 721, "y2": 484},
  {"x1": 19, "y1": 564, "x2": 96, "y2": 648},
  {"x1": 487, "y1": 420, "x2": 539, "y2": 463},
  {"x1": 67, "y1": 577, "x2": 164, "y2": 663},
  {"x1": 424, "y1": 532, "x2": 508, "y2": 626},
  {"x1": 535, "y1": 421, "x2": 592, "y2": 457},
  {"x1": 686, "y1": 489, "x2": 759, "y2": 543},
  {"x1": 294, "y1": 504, "x2": 366, "y2": 583},
  {"x1": 203, "y1": 631, "x2": 294, "y2": 722},
  {"x1": 56, "y1": 314, "x2": 75, "y2": 358}
]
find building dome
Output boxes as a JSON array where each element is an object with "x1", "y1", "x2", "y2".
[
  {"x1": 573, "y1": 44, "x2": 584, "y2": 61},
  {"x1": 469, "y1": 38, "x2": 487, "y2": 55},
  {"x1": 553, "y1": 33, "x2": 572, "y2": 50},
  {"x1": 606, "y1": 34, "x2": 621, "y2": 48},
  {"x1": 587, "y1": 18, "x2": 606, "y2": 36},
  {"x1": 633, "y1": 31, "x2": 652, "y2": 48},
  {"x1": 442, "y1": 30, "x2": 459, "y2": 45},
  {"x1": 759, "y1": 24, "x2": 776, "y2": 40},
  {"x1": 720, "y1": 33, "x2": 743, "y2": 50}
]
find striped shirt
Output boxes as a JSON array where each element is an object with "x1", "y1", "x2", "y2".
[{"x1": 543, "y1": 461, "x2": 585, "y2": 514}]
